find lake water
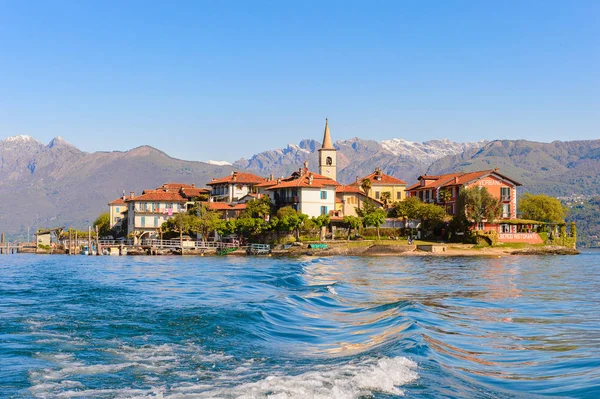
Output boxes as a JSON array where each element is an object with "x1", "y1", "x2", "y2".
[{"x1": 1, "y1": 252, "x2": 599, "y2": 398}]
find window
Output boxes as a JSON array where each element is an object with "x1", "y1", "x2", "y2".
[
  {"x1": 320, "y1": 191, "x2": 327, "y2": 200},
  {"x1": 321, "y1": 206, "x2": 328, "y2": 215},
  {"x1": 141, "y1": 216, "x2": 146, "y2": 227},
  {"x1": 115, "y1": 207, "x2": 120, "y2": 213},
  {"x1": 501, "y1": 187, "x2": 511, "y2": 201},
  {"x1": 502, "y1": 203, "x2": 511, "y2": 218},
  {"x1": 501, "y1": 224, "x2": 511, "y2": 233},
  {"x1": 375, "y1": 191, "x2": 380, "y2": 199},
  {"x1": 477, "y1": 222, "x2": 485, "y2": 231},
  {"x1": 396, "y1": 192, "x2": 401, "y2": 200},
  {"x1": 154, "y1": 217, "x2": 158, "y2": 227},
  {"x1": 326, "y1": 156, "x2": 333, "y2": 166}
]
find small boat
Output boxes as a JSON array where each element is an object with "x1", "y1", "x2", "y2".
[{"x1": 80, "y1": 246, "x2": 97, "y2": 256}]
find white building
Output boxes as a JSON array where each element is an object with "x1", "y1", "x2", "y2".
[
  {"x1": 207, "y1": 171, "x2": 266, "y2": 203},
  {"x1": 125, "y1": 190, "x2": 188, "y2": 239}
]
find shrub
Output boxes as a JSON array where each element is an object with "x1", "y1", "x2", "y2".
[{"x1": 473, "y1": 230, "x2": 498, "y2": 246}]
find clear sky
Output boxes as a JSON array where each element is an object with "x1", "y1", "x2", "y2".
[{"x1": 0, "y1": 1, "x2": 598, "y2": 161}]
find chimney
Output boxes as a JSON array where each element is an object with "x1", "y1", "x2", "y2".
[
  {"x1": 192, "y1": 184, "x2": 195, "y2": 187},
  {"x1": 122, "y1": 190, "x2": 126, "y2": 200},
  {"x1": 277, "y1": 178, "x2": 282, "y2": 185},
  {"x1": 308, "y1": 173, "x2": 314, "y2": 185},
  {"x1": 269, "y1": 173, "x2": 274, "y2": 181},
  {"x1": 454, "y1": 176, "x2": 459, "y2": 184},
  {"x1": 130, "y1": 191, "x2": 135, "y2": 199},
  {"x1": 232, "y1": 171, "x2": 238, "y2": 181},
  {"x1": 304, "y1": 160, "x2": 309, "y2": 170}
]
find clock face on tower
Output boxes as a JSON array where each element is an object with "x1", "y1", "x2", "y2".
[{"x1": 326, "y1": 170, "x2": 330, "y2": 175}]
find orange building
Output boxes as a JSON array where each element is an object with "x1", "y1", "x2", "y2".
[{"x1": 406, "y1": 169, "x2": 522, "y2": 233}]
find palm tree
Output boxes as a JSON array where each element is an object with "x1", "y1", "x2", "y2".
[
  {"x1": 380, "y1": 191, "x2": 391, "y2": 209},
  {"x1": 439, "y1": 188, "x2": 452, "y2": 213},
  {"x1": 360, "y1": 178, "x2": 372, "y2": 198}
]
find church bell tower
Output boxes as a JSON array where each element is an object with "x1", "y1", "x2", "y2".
[{"x1": 318, "y1": 118, "x2": 337, "y2": 181}]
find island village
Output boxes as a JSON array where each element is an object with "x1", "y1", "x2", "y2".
[{"x1": 25, "y1": 120, "x2": 576, "y2": 257}]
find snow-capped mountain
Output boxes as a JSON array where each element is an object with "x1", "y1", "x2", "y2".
[
  {"x1": 207, "y1": 160, "x2": 233, "y2": 166},
  {"x1": 380, "y1": 138, "x2": 488, "y2": 163},
  {"x1": 233, "y1": 137, "x2": 488, "y2": 183}
]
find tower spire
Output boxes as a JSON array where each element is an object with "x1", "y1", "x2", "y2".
[{"x1": 321, "y1": 118, "x2": 333, "y2": 149}]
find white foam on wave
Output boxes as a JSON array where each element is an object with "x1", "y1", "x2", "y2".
[{"x1": 197, "y1": 356, "x2": 419, "y2": 399}]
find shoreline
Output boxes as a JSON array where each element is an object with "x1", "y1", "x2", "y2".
[{"x1": 28, "y1": 243, "x2": 580, "y2": 257}]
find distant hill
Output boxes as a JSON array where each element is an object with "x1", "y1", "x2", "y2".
[
  {"x1": 0, "y1": 136, "x2": 233, "y2": 239},
  {"x1": 427, "y1": 139, "x2": 600, "y2": 196}
]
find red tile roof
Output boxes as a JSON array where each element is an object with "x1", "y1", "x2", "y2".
[
  {"x1": 207, "y1": 171, "x2": 265, "y2": 185},
  {"x1": 336, "y1": 185, "x2": 365, "y2": 194},
  {"x1": 180, "y1": 187, "x2": 210, "y2": 198},
  {"x1": 157, "y1": 182, "x2": 196, "y2": 190},
  {"x1": 266, "y1": 172, "x2": 340, "y2": 190},
  {"x1": 352, "y1": 169, "x2": 407, "y2": 186},
  {"x1": 108, "y1": 198, "x2": 126, "y2": 205},
  {"x1": 128, "y1": 190, "x2": 187, "y2": 202},
  {"x1": 408, "y1": 170, "x2": 522, "y2": 192}
]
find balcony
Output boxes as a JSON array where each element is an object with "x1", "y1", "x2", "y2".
[{"x1": 275, "y1": 196, "x2": 299, "y2": 205}]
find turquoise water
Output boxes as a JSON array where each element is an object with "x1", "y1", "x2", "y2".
[{"x1": 1, "y1": 253, "x2": 599, "y2": 398}]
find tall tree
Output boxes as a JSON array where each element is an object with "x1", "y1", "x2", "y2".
[
  {"x1": 360, "y1": 178, "x2": 372, "y2": 198},
  {"x1": 519, "y1": 193, "x2": 567, "y2": 223},
  {"x1": 380, "y1": 191, "x2": 392, "y2": 208},
  {"x1": 456, "y1": 186, "x2": 502, "y2": 227},
  {"x1": 93, "y1": 212, "x2": 111, "y2": 238},
  {"x1": 161, "y1": 213, "x2": 195, "y2": 246},
  {"x1": 241, "y1": 196, "x2": 272, "y2": 219},
  {"x1": 363, "y1": 208, "x2": 387, "y2": 240},
  {"x1": 438, "y1": 188, "x2": 452, "y2": 212},
  {"x1": 343, "y1": 215, "x2": 362, "y2": 239},
  {"x1": 189, "y1": 204, "x2": 222, "y2": 243}
]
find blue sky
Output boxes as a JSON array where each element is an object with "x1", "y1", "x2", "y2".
[{"x1": 0, "y1": 1, "x2": 598, "y2": 161}]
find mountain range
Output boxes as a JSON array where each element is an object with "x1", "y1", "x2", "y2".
[{"x1": 1, "y1": 134, "x2": 599, "y2": 240}]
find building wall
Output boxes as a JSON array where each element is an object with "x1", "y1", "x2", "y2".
[
  {"x1": 109, "y1": 204, "x2": 126, "y2": 229},
  {"x1": 370, "y1": 184, "x2": 407, "y2": 202},
  {"x1": 127, "y1": 200, "x2": 187, "y2": 238},
  {"x1": 298, "y1": 187, "x2": 336, "y2": 218},
  {"x1": 337, "y1": 193, "x2": 373, "y2": 217},
  {"x1": 467, "y1": 176, "x2": 517, "y2": 219},
  {"x1": 318, "y1": 149, "x2": 337, "y2": 181}
]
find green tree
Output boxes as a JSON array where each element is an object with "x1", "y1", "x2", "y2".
[
  {"x1": 161, "y1": 213, "x2": 195, "y2": 246},
  {"x1": 355, "y1": 200, "x2": 377, "y2": 218},
  {"x1": 93, "y1": 212, "x2": 111, "y2": 238},
  {"x1": 456, "y1": 186, "x2": 502, "y2": 228},
  {"x1": 311, "y1": 214, "x2": 330, "y2": 241},
  {"x1": 363, "y1": 208, "x2": 387, "y2": 240},
  {"x1": 519, "y1": 193, "x2": 567, "y2": 223},
  {"x1": 236, "y1": 217, "x2": 267, "y2": 236},
  {"x1": 393, "y1": 196, "x2": 422, "y2": 221},
  {"x1": 439, "y1": 188, "x2": 452, "y2": 212},
  {"x1": 417, "y1": 202, "x2": 446, "y2": 232},
  {"x1": 343, "y1": 215, "x2": 362, "y2": 239},
  {"x1": 189, "y1": 204, "x2": 222, "y2": 243},
  {"x1": 380, "y1": 191, "x2": 392, "y2": 208},
  {"x1": 360, "y1": 178, "x2": 372, "y2": 198},
  {"x1": 275, "y1": 207, "x2": 307, "y2": 239},
  {"x1": 241, "y1": 196, "x2": 272, "y2": 219}
]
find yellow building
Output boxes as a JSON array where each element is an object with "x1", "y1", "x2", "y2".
[
  {"x1": 108, "y1": 196, "x2": 127, "y2": 230},
  {"x1": 352, "y1": 168, "x2": 407, "y2": 205},
  {"x1": 335, "y1": 185, "x2": 383, "y2": 217}
]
